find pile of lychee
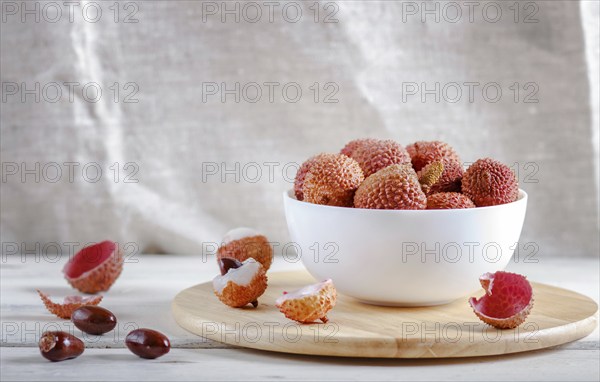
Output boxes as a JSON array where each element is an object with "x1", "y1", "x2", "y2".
[{"x1": 295, "y1": 139, "x2": 519, "y2": 210}]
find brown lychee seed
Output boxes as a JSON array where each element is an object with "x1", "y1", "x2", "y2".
[
  {"x1": 217, "y1": 228, "x2": 273, "y2": 270},
  {"x1": 426, "y1": 192, "x2": 475, "y2": 209},
  {"x1": 354, "y1": 164, "x2": 427, "y2": 210},
  {"x1": 406, "y1": 140, "x2": 461, "y2": 171},
  {"x1": 63, "y1": 240, "x2": 124, "y2": 294},
  {"x1": 347, "y1": 139, "x2": 411, "y2": 177},
  {"x1": 302, "y1": 153, "x2": 364, "y2": 207},
  {"x1": 462, "y1": 158, "x2": 519, "y2": 206},
  {"x1": 294, "y1": 153, "x2": 328, "y2": 201}
]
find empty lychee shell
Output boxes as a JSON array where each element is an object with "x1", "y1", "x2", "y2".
[
  {"x1": 37, "y1": 289, "x2": 103, "y2": 319},
  {"x1": 276, "y1": 279, "x2": 337, "y2": 324},
  {"x1": 63, "y1": 241, "x2": 124, "y2": 294},
  {"x1": 217, "y1": 227, "x2": 273, "y2": 270},
  {"x1": 469, "y1": 271, "x2": 534, "y2": 329}
]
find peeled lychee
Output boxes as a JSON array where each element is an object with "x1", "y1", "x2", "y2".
[
  {"x1": 37, "y1": 290, "x2": 103, "y2": 319},
  {"x1": 63, "y1": 241, "x2": 123, "y2": 294},
  {"x1": 302, "y1": 153, "x2": 364, "y2": 207},
  {"x1": 354, "y1": 164, "x2": 427, "y2": 210},
  {"x1": 346, "y1": 139, "x2": 411, "y2": 177},
  {"x1": 406, "y1": 140, "x2": 461, "y2": 171},
  {"x1": 462, "y1": 158, "x2": 518, "y2": 206},
  {"x1": 217, "y1": 227, "x2": 273, "y2": 270},
  {"x1": 340, "y1": 138, "x2": 377, "y2": 158},
  {"x1": 426, "y1": 192, "x2": 475, "y2": 209},
  {"x1": 469, "y1": 271, "x2": 534, "y2": 329},
  {"x1": 276, "y1": 279, "x2": 337, "y2": 324},
  {"x1": 213, "y1": 258, "x2": 268, "y2": 308},
  {"x1": 294, "y1": 154, "x2": 328, "y2": 201}
]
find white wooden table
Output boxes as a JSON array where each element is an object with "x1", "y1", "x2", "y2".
[{"x1": 1, "y1": 254, "x2": 598, "y2": 381}]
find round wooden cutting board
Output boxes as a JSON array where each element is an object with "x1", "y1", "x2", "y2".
[{"x1": 172, "y1": 271, "x2": 598, "y2": 358}]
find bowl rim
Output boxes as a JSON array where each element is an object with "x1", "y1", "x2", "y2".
[{"x1": 284, "y1": 189, "x2": 527, "y2": 213}]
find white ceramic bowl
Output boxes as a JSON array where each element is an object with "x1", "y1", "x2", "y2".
[{"x1": 283, "y1": 189, "x2": 528, "y2": 306}]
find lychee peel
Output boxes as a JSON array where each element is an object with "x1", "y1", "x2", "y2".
[
  {"x1": 426, "y1": 192, "x2": 475, "y2": 209},
  {"x1": 469, "y1": 271, "x2": 534, "y2": 329},
  {"x1": 276, "y1": 279, "x2": 337, "y2": 324},
  {"x1": 63, "y1": 240, "x2": 124, "y2": 294},
  {"x1": 406, "y1": 141, "x2": 461, "y2": 171},
  {"x1": 340, "y1": 138, "x2": 377, "y2": 158},
  {"x1": 347, "y1": 139, "x2": 411, "y2": 177},
  {"x1": 462, "y1": 158, "x2": 518, "y2": 206},
  {"x1": 302, "y1": 153, "x2": 364, "y2": 207},
  {"x1": 37, "y1": 289, "x2": 103, "y2": 319},
  {"x1": 294, "y1": 154, "x2": 328, "y2": 201},
  {"x1": 213, "y1": 258, "x2": 268, "y2": 308},
  {"x1": 354, "y1": 164, "x2": 427, "y2": 210},
  {"x1": 217, "y1": 228, "x2": 273, "y2": 270}
]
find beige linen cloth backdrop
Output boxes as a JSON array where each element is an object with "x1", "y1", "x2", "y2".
[{"x1": 1, "y1": 1, "x2": 599, "y2": 258}]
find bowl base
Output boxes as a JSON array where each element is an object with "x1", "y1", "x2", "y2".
[{"x1": 354, "y1": 297, "x2": 457, "y2": 307}]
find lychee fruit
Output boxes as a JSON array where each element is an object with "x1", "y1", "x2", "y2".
[
  {"x1": 462, "y1": 158, "x2": 518, "y2": 206},
  {"x1": 426, "y1": 192, "x2": 475, "y2": 209},
  {"x1": 37, "y1": 290, "x2": 103, "y2": 319},
  {"x1": 417, "y1": 158, "x2": 463, "y2": 195},
  {"x1": 294, "y1": 153, "x2": 328, "y2": 201},
  {"x1": 217, "y1": 227, "x2": 273, "y2": 270},
  {"x1": 340, "y1": 138, "x2": 377, "y2": 158},
  {"x1": 276, "y1": 279, "x2": 337, "y2": 324},
  {"x1": 406, "y1": 140, "x2": 461, "y2": 171},
  {"x1": 418, "y1": 160, "x2": 444, "y2": 194},
  {"x1": 213, "y1": 258, "x2": 268, "y2": 308},
  {"x1": 63, "y1": 240, "x2": 124, "y2": 294},
  {"x1": 469, "y1": 271, "x2": 534, "y2": 329},
  {"x1": 346, "y1": 139, "x2": 411, "y2": 177},
  {"x1": 302, "y1": 153, "x2": 364, "y2": 207},
  {"x1": 354, "y1": 164, "x2": 427, "y2": 210}
]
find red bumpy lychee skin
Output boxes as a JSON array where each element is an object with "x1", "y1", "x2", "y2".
[
  {"x1": 213, "y1": 258, "x2": 268, "y2": 308},
  {"x1": 406, "y1": 141, "x2": 461, "y2": 171},
  {"x1": 469, "y1": 271, "x2": 534, "y2": 329},
  {"x1": 63, "y1": 241, "x2": 124, "y2": 294},
  {"x1": 345, "y1": 139, "x2": 411, "y2": 177},
  {"x1": 426, "y1": 192, "x2": 475, "y2": 209},
  {"x1": 462, "y1": 158, "x2": 519, "y2": 207},
  {"x1": 217, "y1": 228, "x2": 273, "y2": 270},
  {"x1": 340, "y1": 138, "x2": 377, "y2": 158},
  {"x1": 276, "y1": 279, "x2": 337, "y2": 324},
  {"x1": 408, "y1": 141, "x2": 463, "y2": 195},
  {"x1": 354, "y1": 164, "x2": 427, "y2": 210},
  {"x1": 294, "y1": 154, "x2": 328, "y2": 201},
  {"x1": 301, "y1": 153, "x2": 364, "y2": 207},
  {"x1": 37, "y1": 290, "x2": 103, "y2": 319}
]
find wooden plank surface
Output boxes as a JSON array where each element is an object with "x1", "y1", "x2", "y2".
[{"x1": 1, "y1": 254, "x2": 599, "y2": 381}]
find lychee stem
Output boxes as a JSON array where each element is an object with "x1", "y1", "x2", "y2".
[
  {"x1": 251, "y1": 300, "x2": 258, "y2": 308},
  {"x1": 320, "y1": 316, "x2": 329, "y2": 323}
]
